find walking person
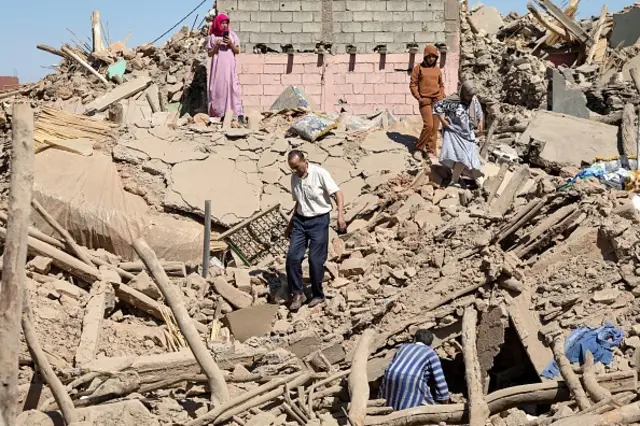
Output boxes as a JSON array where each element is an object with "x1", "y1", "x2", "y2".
[
  {"x1": 379, "y1": 329, "x2": 451, "y2": 410},
  {"x1": 207, "y1": 13, "x2": 244, "y2": 122},
  {"x1": 433, "y1": 80, "x2": 485, "y2": 187},
  {"x1": 409, "y1": 45, "x2": 446, "y2": 163},
  {"x1": 285, "y1": 151, "x2": 347, "y2": 311}
]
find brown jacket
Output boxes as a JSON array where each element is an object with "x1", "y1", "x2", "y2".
[{"x1": 409, "y1": 64, "x2": 445, "y2": 105}]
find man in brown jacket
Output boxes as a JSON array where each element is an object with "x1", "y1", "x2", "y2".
[{"x1": 409, "y1": 45, "x2": 445, "y2": 161}]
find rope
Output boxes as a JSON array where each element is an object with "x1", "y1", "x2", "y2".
[{"x1": 151, "y1": 0, "x2": 210, "y2": 44}]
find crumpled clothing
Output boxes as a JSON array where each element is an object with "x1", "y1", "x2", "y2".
[{"x1": 541, "y1": 322, "x2": 624, "y2": 379}]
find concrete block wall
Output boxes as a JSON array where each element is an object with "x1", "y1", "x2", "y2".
[
  {"x1": 214, "y1": 0, "x2": 461, "y2": 115},
  {"x1": 219, "y1": 0, "x2": 458, "y2": 54},
  {"x1": 236, "y1": 51, "x2": 459, "y2": 115}
]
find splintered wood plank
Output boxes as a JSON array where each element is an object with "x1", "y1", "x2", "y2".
[{"x1": 490, "y1": 166, "x2": 531, "y2": 216}]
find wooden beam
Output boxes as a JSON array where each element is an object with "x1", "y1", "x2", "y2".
[
  {"x1": 0, "y1": 102, "x2": 34, "y2": 425},
  {"x1": 37, "y1": 44, "x2": 69, "y2": 59},
  {"x1": 75, "y1": 283, "x2": 111, "y2": 367},
  {"x1": 84, "y1": 76, "x2": 152, "y2": 114},
  {"x1": 91, "y1": 11, "x2": 104, "y2": 52},
  {"x1": 586, "y1": 5, "x2": 608, "y2": 65},
  {"x1": 533, "y1": 0, "x2": 593, "y2": 46},
  {"x1": 552, "y1": 336, "x2": 591, "y2": 410},
  {"x1": 61, "y1": 45, "x2": 109, "y2": 88},
  {"x1": 349, "y1": 330, "x2": 375, "y2": 426},
  {"x1": 462, "y1": 307, "x2": 489, "y2": 426}
]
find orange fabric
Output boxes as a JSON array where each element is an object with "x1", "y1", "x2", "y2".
[
  {"x1": 424, "y1": 44, "x2": 439, "y2": 57},
  {"x1": 417, "y1": 104, "x2": 439, "y2": 155},
  {"x1": 409, "y1": 64, "x2": 445, "y2": 102}
]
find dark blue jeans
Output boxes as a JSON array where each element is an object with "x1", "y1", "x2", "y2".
[{"x1": 286, "y1": 213, "x2": 329, "y2": 299}]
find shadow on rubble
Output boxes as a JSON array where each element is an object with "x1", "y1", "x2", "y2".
[
  {"x1": 180, "y1": 61, "x2": 209, "y2": 117},
  {"x1": 386, "y1": 132, "x2": 418, "y2": 151}
]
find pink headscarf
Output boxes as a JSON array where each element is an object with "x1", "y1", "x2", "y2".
[{"x1": 210, "y1": 13, "x2": 229, "y2": 36}]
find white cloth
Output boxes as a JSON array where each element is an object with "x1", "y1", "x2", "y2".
[{"x1": 291, "y1": 163, "x2": 340, "y2": 217}]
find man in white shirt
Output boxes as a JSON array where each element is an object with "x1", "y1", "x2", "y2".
[{"x1": 285, "y1": 150, "x2": 347, "y2": 310}]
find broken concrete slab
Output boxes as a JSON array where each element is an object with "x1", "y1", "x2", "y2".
[
  {"x1": 340, "y1": 177, "x2": 366, "y2": 202},
  {"x1": 469, "y1": 5, "x2": 505, "y2": 35},
  {"x1": 121, "y1": 138, "x2": 208, "y2": 164},
  {"x1": 167, "y1": 156, "x2": 262, "y2": 225},
  {"x1": 360, "y1": 131, "x2": 404, "y2": 153},
  {"x1": 85, "y1": 76, "x2": 153, "y2": 114},
  {"x1": 53, "y1": 279, "x2": 89, "y2": 300},
  {"x1": 299, "y1": 142, "x2": 329, "y2": 164},
  {"x1": 222, "y1": 304, "x2": 279, "y2": 342},
  {"x1": 129, "y1": 271, "x2": 162, "y2": 300},
  {"x1": 212, "y1": 277, "x2": 253, "y2": 309},
  {"x1": 322, "y1": 157, "x2": 352, "y2": 185},
  {"x1": 357, "y1": 152, "x2": 407, "y2": 177},
  {"x1": 549, "y1": 69, "x2": 590, "y2": 119},
  {"x1": 610, "y1": 6, "x2": 640, "y2": 49},
  {"x1": 519, "y1": 111, "x2": 619, "y2": 168}
]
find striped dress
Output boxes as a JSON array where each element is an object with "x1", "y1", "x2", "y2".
[{"x1": 379, "y1": 343, "x2": 450, "y2": 410}]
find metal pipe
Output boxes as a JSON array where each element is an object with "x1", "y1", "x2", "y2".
[{"x1": 202, "y1": 200, "x2": 211, "y2": 278}]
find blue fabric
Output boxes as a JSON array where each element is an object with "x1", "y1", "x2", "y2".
[
  {"x1": 541, "y1": 322, "x2": 624, "y2": 379},
  {"x1": 379, "y1": 343, "x2": 450, "y2": 410},
  {"x1": 286, "y1": 213, "x2": 329, "y2": 299}
]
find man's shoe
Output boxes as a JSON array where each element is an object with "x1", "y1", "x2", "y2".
[
  {"x1": 290, "y1": 294, "x2": 307, "y2": 311},
  {"x1": 308, "y1": 297, "x2": 325, "y2": 308}
]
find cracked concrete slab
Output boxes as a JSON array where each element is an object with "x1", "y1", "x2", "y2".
[
  {"x1": 167, "y1": 156, "x2": 262, "y2": 224},
  {"x1": 214, "y1": 145, "x2": 241, "y2": 160},
  {"x1": 258, "y1": 150, "x2": 281, "y2": 169},
  {"x1": 340, "y1": 177, "x2": 366, "y2": 202},
  {"x1": 236, "y1": 156, "x2": 258, "y2": 173},
  {"x1": 121, "y1": 138, "x2": 208, "y2": 165},
  {"x1": 360, "y1": 131, "x2": 404, "y2": 153},
  {"x1": 299, "y1": 142, "x2": 329, "y2": 164},
  {"x1": 323, "y1": 157, "x2": 353, "y2": 185},
  {"x1": 357, "y1": 152, "x2": 407, "y2": 176},
  {"x1": 261, "y1": 166, "x2": 284, "y2": 184}
]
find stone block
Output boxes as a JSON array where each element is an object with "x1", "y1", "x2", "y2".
[
  {"x1": 53, "y1": 279, "x2": 89, "y2": 300},
  {"x1": 346, "y1": 0, "x2": 367, "y2": 11},
  {"x1": 250, "y1": 11, "x2": 271, "y2": 22},
  {"x1": 229, "y1": 11, "x2": 252, "y2": 21},
  {"x1": 297, "y1": 11, "x2": 315, "y2": 22},
  {"x1": 334, "y1": 11, "x2": 353, "y2": 22},
  {"x1": 413, "y1": 11, "x2": 433, "y2": 21},
  {"x1": 468, "y1": 5, "x2": 504, "y2": 35},
  {"x1": 281, "y1": 1, "x2": 302, "y2": 11},
  {"x1": 219, "y1": 0, "x2": 238, "y2": 10},
  {"x1": 303, "y1": 22, "x2": 322, "y2": 32},
  {"x1": 260, "y1": 22, "x2": 282, "y2": 32},
  {"x1": 28, "y1": 255, "x2": 53, "y2": 275},
  {"x1": 610, "y1": 7, "x2": 640, "y2": 48},
  {"x1": 394, "y1": 32, "x2": 415, "y2": 43},
  {"x1": 428, "y1": 21, "x2": 445, "y2": 32},
  {"x1": 366, "y1": 1, "x2": 387, "y2": 11},
  {"x1": 334, "y1": 32, "x2": 355, "y2": 43},
  {"x1": 333, "y1": 0, "x2": 347, "y2": 11},
  {"x1": 431, "y1": 0, "x2": 445, "y2": 10},
  {"x1": 403, "y1": 22, "x2": 422, "y2": 32},
  {"x1": 286, "y1": 331, "x2": 323, "y2": 358},
  {"x1": 444, "y1": 0, "x2": 459, "y2": 20},
  {"x1": 408, "y1": 1, "x2": 429, "y2": 11},
  {"x1": 374, "y1": 32, "x2": 395, "y2": 43},
  {"x1": 129, "y1": 271, "x2": 162, "y2": 300},
  {"x1": 340, "y1": 257, "x2": 366, "y2": 276},
  {"x1": 362, "y1": 21, "x2": 383, "y2": 32},
  {"x1": 549, "y1": 69, "x2": 589, "y2": 119},
  {"x1": 239, "y1": 22, "x2": 262, "y2": 32},
  {"x1": 293, "y1": 33, "x2": 316, "y2": 44},
  {"x1": 238, "y1": 0, "x2": 260, "y2": 11},
  {"x1": 302, "y1": 1, "x2": 321, "y2": 11},
  {"x1": 353, "y1": 11, "x2": 374, "y2": 21},
  {"x1": 271, "y1": 33, "x2": 293, "y2": 44},
  {"x1": 355, "y1": 32, "x2": 375, "y2": 43},
  {"x1": 259, "y1": 0, "x2": 280, "y2": 11},
  {"x1": 340, "y1": 22, "x2": 362, "y2": 32},
  {"x1": 433, "y1": 10, "x2": 445, "y2": 20},
  {"x1": 222, "y1": 304, "x2": 279, "y2": 342},
  {"x1": 415, "y1": 31, "x2": 436, "y2": 43},
  {"x1": 271, "y1": 11, "x2": 293, "y2": 22},
  {"x1": 282, "y1": 22, "x2": 303, "y2": 33},
  {"x1": 387, "y1": 1, "x2": 407, "y2": 11},
  {"x1": 373, "y1": 11, "x2": 395, "y2": 22},
  {"x1": 392, "y1": 11, "x2": 414, "y2": 21}
]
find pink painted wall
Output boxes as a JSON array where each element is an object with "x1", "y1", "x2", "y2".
[{"x1": 236, "y1": 50, "x2": 459, "y2": 116}]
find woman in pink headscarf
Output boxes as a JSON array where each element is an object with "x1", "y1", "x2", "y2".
[{"x1": 207, "y1": 13, "x2": 243, "y2": 121}]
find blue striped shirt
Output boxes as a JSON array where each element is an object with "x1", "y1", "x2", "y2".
[{"x1": 378, "y1": 343, "x2": 450, "y2": 410}]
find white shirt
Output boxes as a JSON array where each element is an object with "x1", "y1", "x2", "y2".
[{"x1": 291, "y1": 163, "x2": 340, "y2": 217}]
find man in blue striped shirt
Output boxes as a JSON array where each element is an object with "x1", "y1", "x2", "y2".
[{"x1": 379, "y1": 329, "x2": 450, "y2": 410}]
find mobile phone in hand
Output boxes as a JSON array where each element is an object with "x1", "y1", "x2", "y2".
[{"x1": 223, "y1": 31, "x2": 230, "y2": 43}]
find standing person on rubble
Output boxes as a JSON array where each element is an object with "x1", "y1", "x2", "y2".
[
  {"x1": 207, "y1": 13, "x2": 244, "y2": 123},
  {"x1": 410, "y1": 45, "x2": 445, "y2": 163},
  {"x1": 284, "y1": 150, "x2": 347, "y2": 311},
  {"x1": 379, "y1": 329, "x2": 451, "y2": 410},
  {"x1": 434, "y1": 80, "x2": 485, "y2": 187}
]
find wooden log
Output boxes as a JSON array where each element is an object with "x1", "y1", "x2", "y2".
[
  {"x1": 349, "y1": 329, "x2": 375, "y2": 426},
  {"x1": 75, "y1": 283, "x2": 112, "y2": 367},
  {"x1": 622, "y1": 103, "x2": 637, "y2": 158},
  {"x1": 582, "y1": 351, "x2": 612, "y2": 403},
  {"x1": 493, "y1": 124, "x2": 528, "y2": 134},
  {"x1": 37, "y1": 44, "x2": 69, "y2": 59},
  {"x1": 22, "y1": 292, "x2": 80, "y2": 425},
  {"x1": 586, "y1": 5, "x2": 608, "y2": 65},
  {"x1": 31, "y1": 199, "x2": 96, "y2": 267},
  {"x1": 462, "y1": 307, "x2": 489, "y2": 426},
  {"x1": 0, "y1": 225, "x2": 101, "y2": 284},
  {"x1": 91, "y1": 11, "x2": 104, "y2": 52},
  {"x1": 491, "y1": 166, "x2": 531, "y2": 216},
  {"x1": 133, "y1": 239, "x2": 228, "y2": 406},
  {"x1": 495, "y1": 196, "x2": 549, "y2": 244},
  {"x1": 186, "y1": 373, "x2": 312, "y2": 426},
  {"x1": 61, "y1": 45, "x2": 109, "y2": 88},
  {"x1": 550, "y1": 402, "x2": 640, "y2": 426},
  {"x1": 497, "y1": 277, "x2": 524, "y2": 293},
  {"x1": 211, "y1": 277, "x2": 252, "y2": 309},
  {"x1": 364, "y1": 372, "x2": 630, "y2": 425},
  {"x1": 552, "y1": 336, "x2": 590, "y2": 410},
  {"x1": 118, "y1": 260, "x2": 186, "y2": 277},
  {"x1": 480, "y1": 118, "x2": 499, "y2": 159},
  {"x1": 0, "y1": 102, "x2": 34, "y2": 425}
]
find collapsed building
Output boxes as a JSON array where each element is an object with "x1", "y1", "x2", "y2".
[{"x1": 3, "y1": 0, "x2": 640, "y2": 425}]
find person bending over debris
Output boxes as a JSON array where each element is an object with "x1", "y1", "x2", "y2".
[
  {"x1": 285, "y1": 150, "x2": 347, "y2": 311},
  {"x1": 207, "y1": 13, "x2": 244, "y2": 123},
  {"x1": 379, "y1": 329, "x2": 450, "y2": 410},
  {"x1": 410, "y1": 44, "x2": 445, "y2": 162},
  {"x1": 434, "y1": 80, "x2": 485, "y2": 188}
]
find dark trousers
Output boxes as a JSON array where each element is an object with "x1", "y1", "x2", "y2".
[{"x1": 286, "y1": 213, "x2": 329, "y2": 299}]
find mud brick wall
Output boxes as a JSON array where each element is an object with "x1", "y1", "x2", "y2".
[{"x1": 216, "y1": 0, "x2": 460, "y2": 115}]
